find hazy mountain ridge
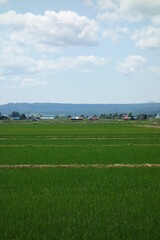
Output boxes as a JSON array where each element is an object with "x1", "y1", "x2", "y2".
[{"x1": 0, "y1": 103, "x2": 160, "y2": 115}]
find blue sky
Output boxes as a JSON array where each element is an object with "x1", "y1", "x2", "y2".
[{"x1": 0, "y1": 0, "x2": 160, "y2": 104}]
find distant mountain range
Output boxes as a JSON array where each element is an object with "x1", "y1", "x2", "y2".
[{"x1": 0, "y1": 103, "x2": 160, "y2": 116}]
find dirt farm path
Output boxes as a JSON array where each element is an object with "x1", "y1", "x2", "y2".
[{"x1": 0, "y1": 164, "x2": 160, "y2": 169}]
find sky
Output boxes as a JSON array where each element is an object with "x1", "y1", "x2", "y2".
[{"x1": 0, "y1": 0, "x2": 160, "y2": 104}]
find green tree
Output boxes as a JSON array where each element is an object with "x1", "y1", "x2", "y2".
[
  {"x1": 128, "y1": 112, "x2": 133, "y2": 117},
  {"x1": 100, "y1": 114, "x2": 107, "y2": 119},
  {"x1": 11, "y1": 111, "x2": 20, "y2": 117},
  {"x1": 20, "y1": 113, "x2": 26, "y2": 120}
]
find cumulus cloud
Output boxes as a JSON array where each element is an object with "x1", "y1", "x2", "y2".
[
  {"x1": 132, "y1": 25, "x2": 160, "y2": 49},
  {"x1": 0, "y1": 0, "x2": 8, "y2": 4},
  {"x1": 149, "y1": 66, "x2": 160, "y2": 75},
  {"x1": 88, "y1": 0, "x2": 160, "y2": 26},
  {"x1": 37, "y1": 55, "x2": 109, "y2": 73},
  {"x1": 151, "y1": 16, "x2": 160, "y2": 26},
  {"x1": 97, "y1": 11, "x2": 120, "y2": 23},
  {"x1": 116, "y1": 55, "x2": 146, "y2": 74},
  {"x1": 95, "y1": 0, "x2": 160, "y2": 22},
  {"x1": 84, "y1": 0, "x2": 117, "y2": 10},
  {"x1": 20, "y1": 78, "x2": 47, "y2": 87},
  {"x1": 119, "y1": 0, "x2": 160, "y2": 21},
  {"x1": 83, "y1": 0, "x2": 94, "y2": 7},
  {"x1": 10, "y1": 76, "x2": 47, "y2": 88},
  {"x1": 130, "y1": 6, "x2": 160, "y2": 49},
  {"x1": 97, "y1": 0, "x2": 117, "y2": 11},
  {"x1": 0, "y1": 45, "x2": 108, "y2": 79},
  {"x1": 0, "y1": 10, "x2": 98, "y2": 51},
  {"x1": 103, "y1": 29, "x2": 121, "y2": 43},
  {"x1": 0, "y1": 51, "x2": 37, "y2": 76},
  {"x1": 0, "y1": 76, "x2": 6, "y2": 81},
  {"x1": 94, "y1": 0, "x2": 160, "y2": 48},
  {"x1": 102, "y1": 26, "x2": 129, "y2": 43},
  {"x1": 0, "y1": 50, "x2": 108, "y2": 88}
]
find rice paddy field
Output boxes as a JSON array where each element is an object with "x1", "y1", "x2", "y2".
[{"x1": 0, "y1": 120, "x2": 160, "y2": 239}]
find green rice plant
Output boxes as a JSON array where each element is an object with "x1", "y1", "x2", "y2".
[
  {"x1": 0, "y1": 122, "x2": 160, "y2": 165},
  {"x1": 0, "y1": 168, "x2": 160, "y2": 240},
  {"x1": 0, "y1": 144, "x2": 160, "y2": 165}
]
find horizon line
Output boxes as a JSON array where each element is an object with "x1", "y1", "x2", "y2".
[{"x1": 0, "y1": 102, "x2": 160, "y2": 105}]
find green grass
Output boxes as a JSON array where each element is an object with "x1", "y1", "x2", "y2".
[
  {"x1": 0, "y1": 122, "x2": 160, "y2": 165},
  {"x1": 1, "y1": 168, "x2": 160, "y2": 240},
  {"x1": 0, "y1": 145, "x2": 160, "y2": 165},
  {"x1": 0, "y1": 121, "x2": 160, "y2": 239}
]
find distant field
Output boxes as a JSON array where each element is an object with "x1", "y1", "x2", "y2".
[
  {"x1": 0, "y1": 121, "x2": 160, "y2": 239},
  {"x1": 0, "y1": 121, "x2": 160, "y2": 165}
]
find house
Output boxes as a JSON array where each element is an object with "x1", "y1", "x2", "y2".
[
  {"x1": 28, "y1": 114, "x2": 41, "y2": 121},
  {"x1": 40, "y1": 115, "x2": 54, "y2": 120},
  {"x1": 0, "y1": 114, "x2": 9, "y2": 120},
  {"x1": 88, "y1": 116, "x2": 99, "y2": 121},
  {"x1": 131, "y1": 116, "x2": 138, "y2": 120},
  {"x1": 11, "y1": 116, "x2": 20, "y2": 120},
  {"x1": 122, "y1": 114, "x2": 129, "y2": 120},
  {"x1": 71, "y1": 116, "x2": 84, "y2": 121}
]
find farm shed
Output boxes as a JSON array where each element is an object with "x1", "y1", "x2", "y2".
[{"x1": 71, "y1": 117, "x2": 84, "y2": 121}]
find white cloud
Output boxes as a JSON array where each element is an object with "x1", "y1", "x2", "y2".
[
  {"x1": 89, "y1": 0, "x2": 160, "y2": 23},
  {"x1": 0, "y1": 51, "x2": 109, "y2": 88},
  {"x1": 97, "y1": 0, "x2": 160, "y2": 22},
  {"x1": 0, "y1": 46, "x2": 109, "y2": 78},
  {"x1": 0, "y1": 76, "x2": 6, "y2": 81},
  {"x1": 10, "y1": 76, "x2": 47, "y2": 88},
  {"x1": 37, "y1": 55, "x2": 109, "y2": 73},
  {"x1": 0, "y1": 53, "x2": 37, "y2": 76},
  {"x1": 0, "y1": 0, "x2": 8, "y2": 4},
  {"x1": 103, "y1": 29, "x2": 121, "y2": 43},
  {"x1": 151, "y1": 16, "x2": 160, "y2": 26},
  {"x1": 97, "y1": 11, "x2": 120, "y2": 23},
  {"x1": 94, "y1": 0, "x2": 160, "y2": 49},
  {"x1": 0, "y1": 10, "x2": 98, "y2": 51},
  {"x1": 132, "y1": 26, "x2": 160, "y2": 49},
  {"x1": 131, "y1": 9, "x2": 160, "y2": 49},
  {"x1": 20, "y1": 78, "x2": 47, "y2": 87},
  {"x1": 116, "y1": 55, "x2": 146, "y2": 74},
  {"x1": 149, "y1": 66, "x2": 160, "y2": 75},
  {"x1": 84, "y1": 0, "x2": 117, "y2": 10},
  {"x1": 97, "y1": 0, "x2": 117, "y2": 10},
  {"x1": 102, "y1": 26, "x2": 129, "y2": 43},
  {"x1": 83, "y1": 0, "x2": 94, "y2": 7},
  {"x1": 119, "y1": 0, "x2": 160, "y2": 21}
]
